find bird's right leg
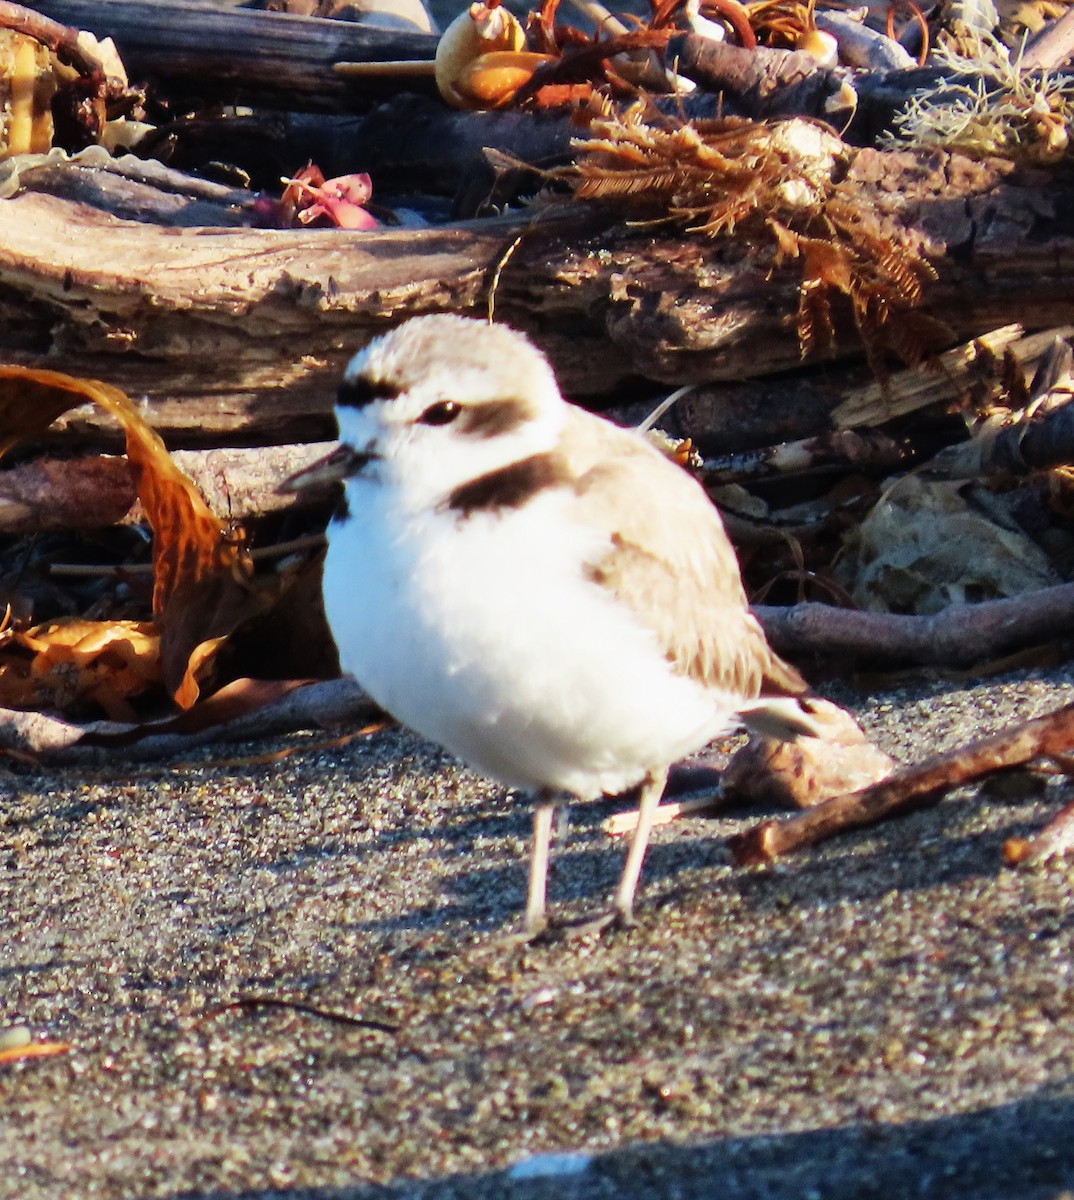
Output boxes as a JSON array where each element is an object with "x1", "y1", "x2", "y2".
[{"x1": 521, "y1": 792, "x2": 556, "y2": 940}]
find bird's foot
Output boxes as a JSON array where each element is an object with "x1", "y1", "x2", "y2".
[
  {"x1": 484, "y1": 904, "x2": 638, "y2": 952},
  {"x1": 491, "y1": 913, "x2": 552, "y2": 950},
  {"x1": 562, "y1": 905, "x2": 635, "y2": 941}
]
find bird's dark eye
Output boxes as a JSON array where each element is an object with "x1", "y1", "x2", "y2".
[{"x1": 418, "y1": 401, "x2": 461, "y2": 427}]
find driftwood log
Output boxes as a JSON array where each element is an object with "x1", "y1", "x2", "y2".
[
  {"x1": 0, "y1": 143, "x2": 1071, "y2": 453},
  {"x1": 26, "y1": 0, "x2": 1071, "y2": 134},
  {"x1": 0, "y1": 0, "x2": 1062, "y2": 462},
  {"x1": 29, "y1": 0, "x2": 440, "y2": 110},
  {"x1": 754, "y1": 584, "x2": 1074, "y2": 669}
]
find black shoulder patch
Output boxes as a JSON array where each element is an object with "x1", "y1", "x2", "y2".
[
  {"x1": 338, "y1": 375, "x2": 399, "y2": 410},
  {"x1": 458, "y1": 397, "x2": 533, "y2": 439},
  {"x1": 445, "y1": 453, "x2": 569, "y2": 517}
]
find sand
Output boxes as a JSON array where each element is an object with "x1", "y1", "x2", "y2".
[{"x1": 3, "y1": 666, "x2": 1074, "y2": 1199}]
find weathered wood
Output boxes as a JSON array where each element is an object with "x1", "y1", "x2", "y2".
[
  {"x1": 11, "y1": 150, "x2": 258, "y2": 226},
  {"x1": 28, "y1": 0, "x2": 438, "y2": 110},
  {"x1": 831, "y1": 325, "x2": 1065, "y2": 428},
  {"x1": 491, "y1": 151, "x2": 1074, "y2": 389},
  {"x1": 0, "y1": 454, "x2": 135, "y2": 532},
  {"x1": 1021, "y1": 3, "x2": 1074, "y2": 69},
  {"x1": 0, "y1": 444, "x2": 332, "y2": 532},
  {"x1": 0, "y1": 142, "x2": 1071, "y2": 447},
  {"x1": 0, "y1": 676, "x2": 375, "y2": 762},
  {"x1": 754, "y1": 583, "x2": 1074, "y2": 667},
  {"x1": 0, "y1": 189, "x2": 536, "y2": 443}
]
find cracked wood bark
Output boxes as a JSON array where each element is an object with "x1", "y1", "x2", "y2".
[
  {"x1": 0, "y1": 191, "x2": 529, "y2": 447},
  {"x1": 0, "y1": 145, "x2": 1071, "y2": 448}
]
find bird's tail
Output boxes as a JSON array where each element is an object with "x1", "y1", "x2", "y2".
[{"x1": 738, "y1": 695, "x2": 831, "y2": 741}]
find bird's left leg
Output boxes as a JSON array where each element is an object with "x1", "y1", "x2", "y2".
[
  {"x1": 610, "y1": 768, "x2": 665, "y2": 925},
  {"x1": 569, "y1": 768, "x2": 666, "y2": 937}
]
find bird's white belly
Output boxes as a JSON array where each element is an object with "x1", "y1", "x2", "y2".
[{"x1": 323, "y1": 488, "x2": 738, "y2": 798}]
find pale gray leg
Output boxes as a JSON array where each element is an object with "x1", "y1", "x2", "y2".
[
  {"x1": 610, "y1": 769, "x2": 665, "y2": 926},
  {"x1": 522, "y1": 792, "x2": 556, "y2": 939},
  {"x1": 567, "y1": 768, "x2": 666, "y2": 938}
]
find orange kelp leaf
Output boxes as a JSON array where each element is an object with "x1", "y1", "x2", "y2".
[
  {"x1": 0, "y1": 617, "x2": 161, "y2": 720},
  {"x1": 0, "y1": 366, "x2": 117, "y2": 460},
  {"x1": 0, "y1": 367, "x2": 253, "y2": 708},
  {"x1": 61, "y1": 380, "x2": 248, "y2": 620},
  {"x1": 0, "y1": 367, "x2": 234, "y2": 618},
  {"x1": 175, "y1": 633, "x2": 229, "y2": 710},
  {"x1": 119, "y1": 410, "x2": 254, "y2": 707}
]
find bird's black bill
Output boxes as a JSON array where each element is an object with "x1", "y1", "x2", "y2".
[{"x1": 277, "y1": 444, "x2": 374, "y2": 494}]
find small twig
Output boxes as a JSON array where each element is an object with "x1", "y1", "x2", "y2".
[
  {"x1": 193, "y1": 995, "x2": 400, "y2": 1035},
  {"x1": 487, "y1": 234, "x2": 525, "y2": 325},
  {"x1": 637, "y1": 385, "x2": 697, "y2": 434},
  {"x1": 48, "y1": 534, "x2": 328, "y2": 579},
  {"x1": 333, "y1": 59, "x2": 437, "y2": 77},
  {"x1": 49, "y1": 562, "x2": 153, "y2": 578},
  {"x1": 603, "y1": 793, "x2": 724, "y2": 836},
  {"x1": 92, "y1": 723, "x2": 389, "y2": 779},
  {"x1": 249, "y1": 533, "x2": 328, "y2": 562},
  {"x1": 729, "y1": 702, "x2": 1074, "y2": 865},
  {"x1": 701, "y1": 428, "x2": 910, "y2": 484}
]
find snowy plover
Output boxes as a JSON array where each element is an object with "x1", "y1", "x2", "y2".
[{"x1": 285, "y1": 315, "x2": 815, "y2": 938}]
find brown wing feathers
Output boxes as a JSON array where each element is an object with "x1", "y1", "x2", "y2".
[{"x1": 565, "y1": 410, "x2": 805, "y2": 702}]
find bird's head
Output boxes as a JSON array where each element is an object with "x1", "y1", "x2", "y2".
[{"x1": 280, "y1": 315, "x2": 567, "y2": 512}]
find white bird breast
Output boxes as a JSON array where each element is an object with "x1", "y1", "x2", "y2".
[{"x1": 323, "y1": 464, "x2": 739, "y2": 800}]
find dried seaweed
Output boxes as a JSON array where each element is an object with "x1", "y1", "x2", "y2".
[
  {"x1": 886, "y1": 25, "x2": 1074, "y2": 162},
  {"x1": 565, "y1": 102, "x2": 937, "y2": 366},
  {"x1": 745, "y1": 0, "x2": 818, "y2": 48}
]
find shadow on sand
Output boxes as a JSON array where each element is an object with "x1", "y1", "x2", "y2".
[{"x1": 169, "y1": 1083, "x2": 1074, "y2": 1200}]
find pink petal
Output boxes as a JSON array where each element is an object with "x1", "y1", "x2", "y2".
[
  {"x1": 322, "y1": 172, "x2": 374, "y2": 206},
  {"x1": 297, "y1": 199, "x2": 378, "y2": 230}
]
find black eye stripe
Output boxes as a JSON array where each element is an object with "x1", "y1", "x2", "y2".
[
  {"x1": 337, "y1": 381, "x2": 533, "y2": 436},
  {"x1": 457, "y1": 397, "x2": 532, "y2": 438},
  {"x1": 337, "y1": 376, "x2": 399, "y2": 409}
]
